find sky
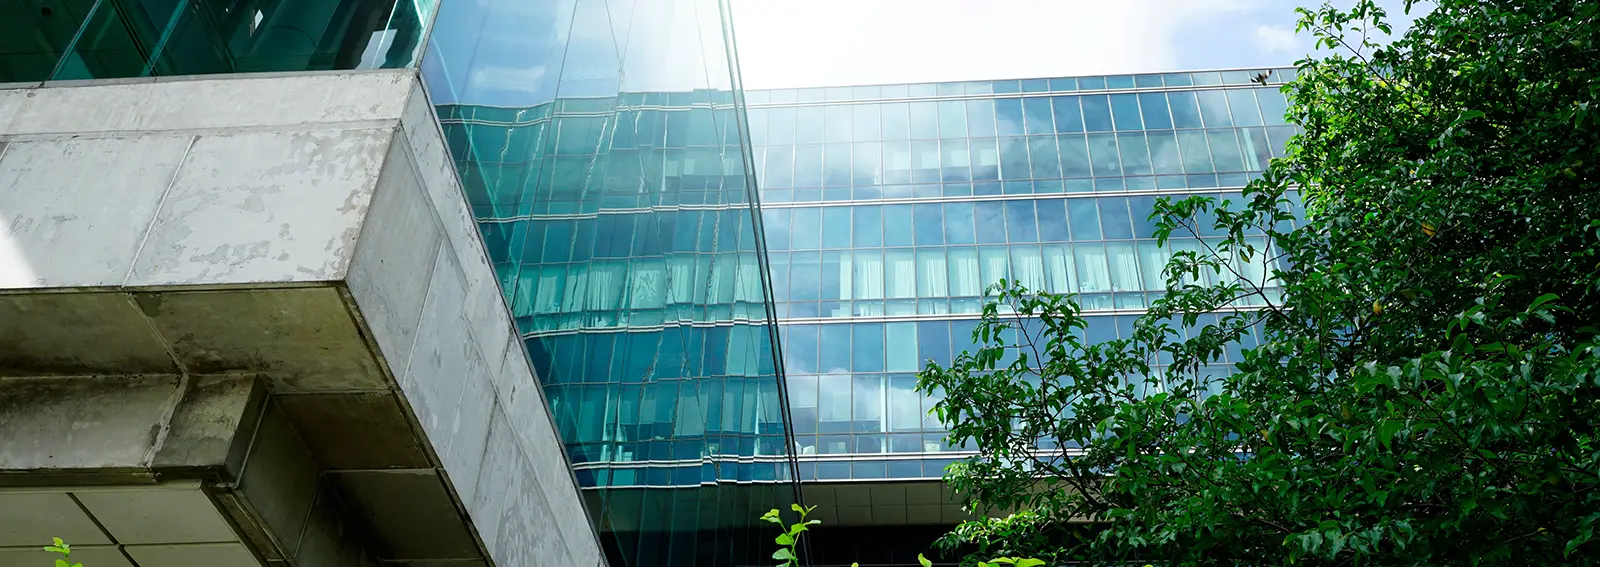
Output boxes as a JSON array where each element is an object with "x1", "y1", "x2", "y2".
[{"x1": 729, "y1": 0, "x2": 1421, "y2": 90}]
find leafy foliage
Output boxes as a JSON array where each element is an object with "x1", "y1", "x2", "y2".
[
  {"x1": 44, "y1": 538, "x2": 84, "y2": 567},
  {"x1": 918, "y1": 1, "x2": 1600, "y2": 565},
  {"x1": 762, "y1": 504, "x2": 822, "y2": 567}
]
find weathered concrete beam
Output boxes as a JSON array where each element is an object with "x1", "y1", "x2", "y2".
[{"x1": 0, "y1": 70, "x2": 603, "y2": 567}]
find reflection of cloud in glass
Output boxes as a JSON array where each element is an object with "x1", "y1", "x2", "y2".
[{"x1": 468, "y1": 65, "x2": 552, "y2": 95}]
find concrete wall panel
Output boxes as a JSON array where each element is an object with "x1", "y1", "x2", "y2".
[
  {"x1": 0, "y1": 135, "x2": 193, "y2": 288},
  {"x1": 126, "y1": 128, "x2": 389, "y2": 287}
]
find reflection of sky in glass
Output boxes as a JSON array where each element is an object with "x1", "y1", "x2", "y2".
[{"x1": 422, "y1": 0, "x2": 735, "y2": 107}]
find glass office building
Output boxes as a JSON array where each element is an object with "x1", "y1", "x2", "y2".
[
  {"x1": 422, "y1": 1, "x2": 800, "y2": 566},
  {"x1": 746, "y1": 70, "x2": 1298, "y2": 482}
]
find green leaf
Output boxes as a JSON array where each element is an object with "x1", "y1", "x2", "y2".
[
  {"x1": 56, "y1": 560, "x2": 68, "y2": 567},
  {"x1": 772, "y1": 548, "x2": 795, "y2": 561},
  {"x1": 1015, "y1": 559, "x2": 1046, "y2": 567},
  {"x1": 918, "y1": 553, "x2": 933, "y2": 567},
  {"x1": 775, "y1": 532, "x2": 794, "y2": 546}
]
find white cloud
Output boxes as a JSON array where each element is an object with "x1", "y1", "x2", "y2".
[
  {"x1": 1253, "y1": 23, "x2": 1300, "y2": 54},
  {"x1": 730, "y1": 0, "x2": 1263, "y2": 89}
]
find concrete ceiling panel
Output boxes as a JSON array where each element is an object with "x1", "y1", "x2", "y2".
[
  {"x1": 0, "y1": 292, "x2": 177, "y2": 377},
  {"x1": 330, "y1": 470, "x2": 480, "y2": 561},
  {"x1": 0, "y1": 545, "x2": 133, "y2": 567},
  {"x1": 273, "y1": 392, "x2": 430, "y2": 470},
  {"x1": 0, "y1": 491, "x2": 110, "y2": 546},
  {"x1": 74, "y1": 484, "x2": 238, "y2": 545},
  {"x1": 124, "y1": 542, "x2": 262, "y2": 567},
  {"x1": 133, "y1": 287, "x2": 387, "y2": 391}
]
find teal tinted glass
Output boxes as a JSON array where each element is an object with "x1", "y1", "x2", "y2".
[{"x1": 7, "y1": 0, "x2": 432, "y2": 81}]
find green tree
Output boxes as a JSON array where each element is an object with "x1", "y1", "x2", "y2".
[{"x1": 917, "y1": 1, "x2": 1600, "y2": 566}]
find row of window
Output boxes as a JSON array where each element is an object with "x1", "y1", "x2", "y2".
[
  {"x1": 780, "y1": 315, "x2": 1262, "y2": 378},
  {"x1": 745, "y1": 69, "x2": 1296, "y2": 105},
  {"x1": 754, "y1": 127, "x2": 1293, "y2": 189},
  {"x1": 748, "y1": 87, "x2": 1290, "y2": 147},
  {"x1": 573, "y1": 456, "x2": 968, "y2": 486},
  {"x1": 759, "y1": 173, "x2": 1261, "y2": 203},
  {"x1": 763, "y1": 193, "x2": 1267, "y2": 250},
  {"x1": 769, "y1": 240, "x2": 1279, "y2": 310}
]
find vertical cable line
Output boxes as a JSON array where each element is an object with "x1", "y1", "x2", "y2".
[{"x1": 714, "y1": 0, "x2": 810, "y2": 565}]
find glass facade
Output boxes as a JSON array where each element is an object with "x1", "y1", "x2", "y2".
[
  {"x1": 748, "y1": 69, "x2": 1299, "y2": 481},
  {"x1": 0, "y1": 0, "x2": 434, "y2": 82},
  {"x1": 420, "y1": 1, "x2": 798, "y2": 567}
]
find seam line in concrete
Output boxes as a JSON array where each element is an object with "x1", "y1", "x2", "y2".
[
  {"x1": 122, "y1": 134, "x2": 198, "y2": 287},
  {"x1": 141, "y1": 374, "x2": 192, "y2": 467}
]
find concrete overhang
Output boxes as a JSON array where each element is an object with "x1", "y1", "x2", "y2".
[{"x1": 0, "y1": 71, "x2": 602, "y2": 566}]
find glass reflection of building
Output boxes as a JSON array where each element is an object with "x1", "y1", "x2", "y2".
[
  {"x1": 422, "y1": 1, "x2": 801, "y2": 566},
  {"x1": 746, "y1": 70, "x2": 1299, "y2": 481}
]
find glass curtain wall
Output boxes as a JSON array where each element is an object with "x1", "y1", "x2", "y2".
[
  {"x1": 0, "y1": 0, "x2": 434, "y2": 81},
  {"x1": 747, "y1": 69, "x2": 1301, "y2": 481},
  {"x1": 421, "y1": 1, "x2": 798, "y2": 567}
]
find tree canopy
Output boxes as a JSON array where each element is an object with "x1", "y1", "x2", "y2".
[{"x1": 917, "y1": 1, "x2": 1600, "y2": 565}]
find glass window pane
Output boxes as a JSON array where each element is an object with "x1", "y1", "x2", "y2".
[
  {"x1": 916, "y1": 248, "x2": 949, "y2": 298},
  {"x1": 1110, "y1": 94, "x2": 1143, "y2": 130},
  {"x1": 947, "y1": 247, "x2": 981, "y2": 297},
  {"x1": 1148, "y1": 131, "x2": 1184, "y2": 175},
  {"x1": 1005, "y1": 200, "x2": 1039, "y2": 243},
  {"x1": 796, "y1": 107, "x2": 825, "y2": 143},
  {"x1": 1037, "y1": 199, "x2": 1069, "y2": 241},
  {"x1": 975, "y1": 202, "x2": 1007, "y2": 243},
  {"x1": 821, "y1": 326, "x2": 851, "y2": 373},
  {"x1": 854, "y1": 142, "x2": 882, "y2": 185},
  {"x1": 979, "y1": 246, "x2": 1010, "y2": 289},
  {"x1": 887, "y1": 375, "x2": 921, "y2": 430},
  {"x1": 793, "y1": 145, "x2": 823, "y2": 188},
  {"x1": 1098, "y1": 197, "x2": 1135, "y2": 240},
  {"x1": 909, "y1": 102, "x2": 939, "y2": 139},
  {"x1": 938, "y1": 100, "x2": 967, "y2": 137},
  {"x1": 1243, "y1": 128, "x2": 1274, "y2": 171},
  {"x1": 1024, "y1": 97, "x2": 1055, "y2": 135},
  {"x1": 943, "y1": 202, "x2": 977, "y2": 244},
  {"x1": 1117, "y1": 133, "x2": 1152, "y2": 176},
  {"x1": 764, "y1": 146, "x2": 793, "y2": 188},
  {"x1": 1107, "y1": 242, "x2": 1142, "y2": 292},
  {"x1": 1081, "y1": 95, "x2": 1114, "y2": 132},
  {"x1": 824, "y1": 143, "x2": 852, "y2": 186},
  {"x1": 825, "y1": 105, "x2": 854, "y2": 142},
  {"x1": 853, "y1": 250, "x2": 885, "y2": 300},
  {"x1": 1227, "y1": 89, "x2": 1264, "y2": 126},
  {"x1": 1208, "y1": 129, "x2": 1246, "y2": 172},
  {"x1": 995, "y1": 98, "x2": 1026, "y2": 136},
  {"x1": 912, "y1": 140, "x2": 941, "y2": 183},
  {"x1": 822, "y1": 207, "x2": 851, "y2": 248},
  {"x1": 854, "y1": 325, "x2": 885, "y2": 372},
  {"x1": 999, "y1": 137, "x2": 1031, "y2": 180},
  {"x1": 966, "y1": 99, "x2": 998, "y2": 137},
  {"x1": 1068, "y1": 199, "x2": 1102, "y2": 240},
  {"x1": 1029, "y1": 136, "x2": 1062, "y2": 179},
  {"x1": 969, "y1": 138, "x2": 1000, "y2": 181},
  {"x1": 853, "y1": 205, "x2": 883, "y2": 247},
  {"x1": 1043, "y1": 244, "x2": 1077, "y2": 293},
  {"x1": 1087, "y1": 133, "x2": 1122, "y2": 177},
  {"x1": 940, "y1": 138, "x2": 971, "y2": 182},
  {"x1": 1138, "y1": 241, "x2": 1172, "y2": 289},
  {"x1": 882, "y1": 103, "x2": 911, "y2": 141},
  {"x1": 1168, "y1": 91, "x2": 1204, "y2": 129},
  {"x1": 1196, "y1": 90, "x2": 1233, "y2": 127},
  {"x1": 1256, "y1": 88, "x2": 1290, "y2": 125},
  {"x1": 1178, "y1": 131, "x2": 1214, "y2": 173},
  {"x1": 1052, "y1": 96, "x2": 1085, "y2": 133},
  {"x1": 885, "y1": 249, "x2": 916, "y2": 299},
  {"x1": 1137, "y1": 92, "x2": 1174, "y2": 129},
  {"x1": 914, "y1": 203, "x2": 944, "y2": 245},
  {"x1": 1074, "y1": 244, "x2": 1112, "y2": 293},
  {"x1": 1058, "y1": 134, "x2": 1091, "y2": 177},
  {"x1": 884, "y1": 204, "x2": 914, "y2": 246},
  {"x1": 1011, "y1": 245, "x2": 1046, "y2": 291},
  {"x1": 854, "y1": 104, "x2": 883, "y2": 140}
]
